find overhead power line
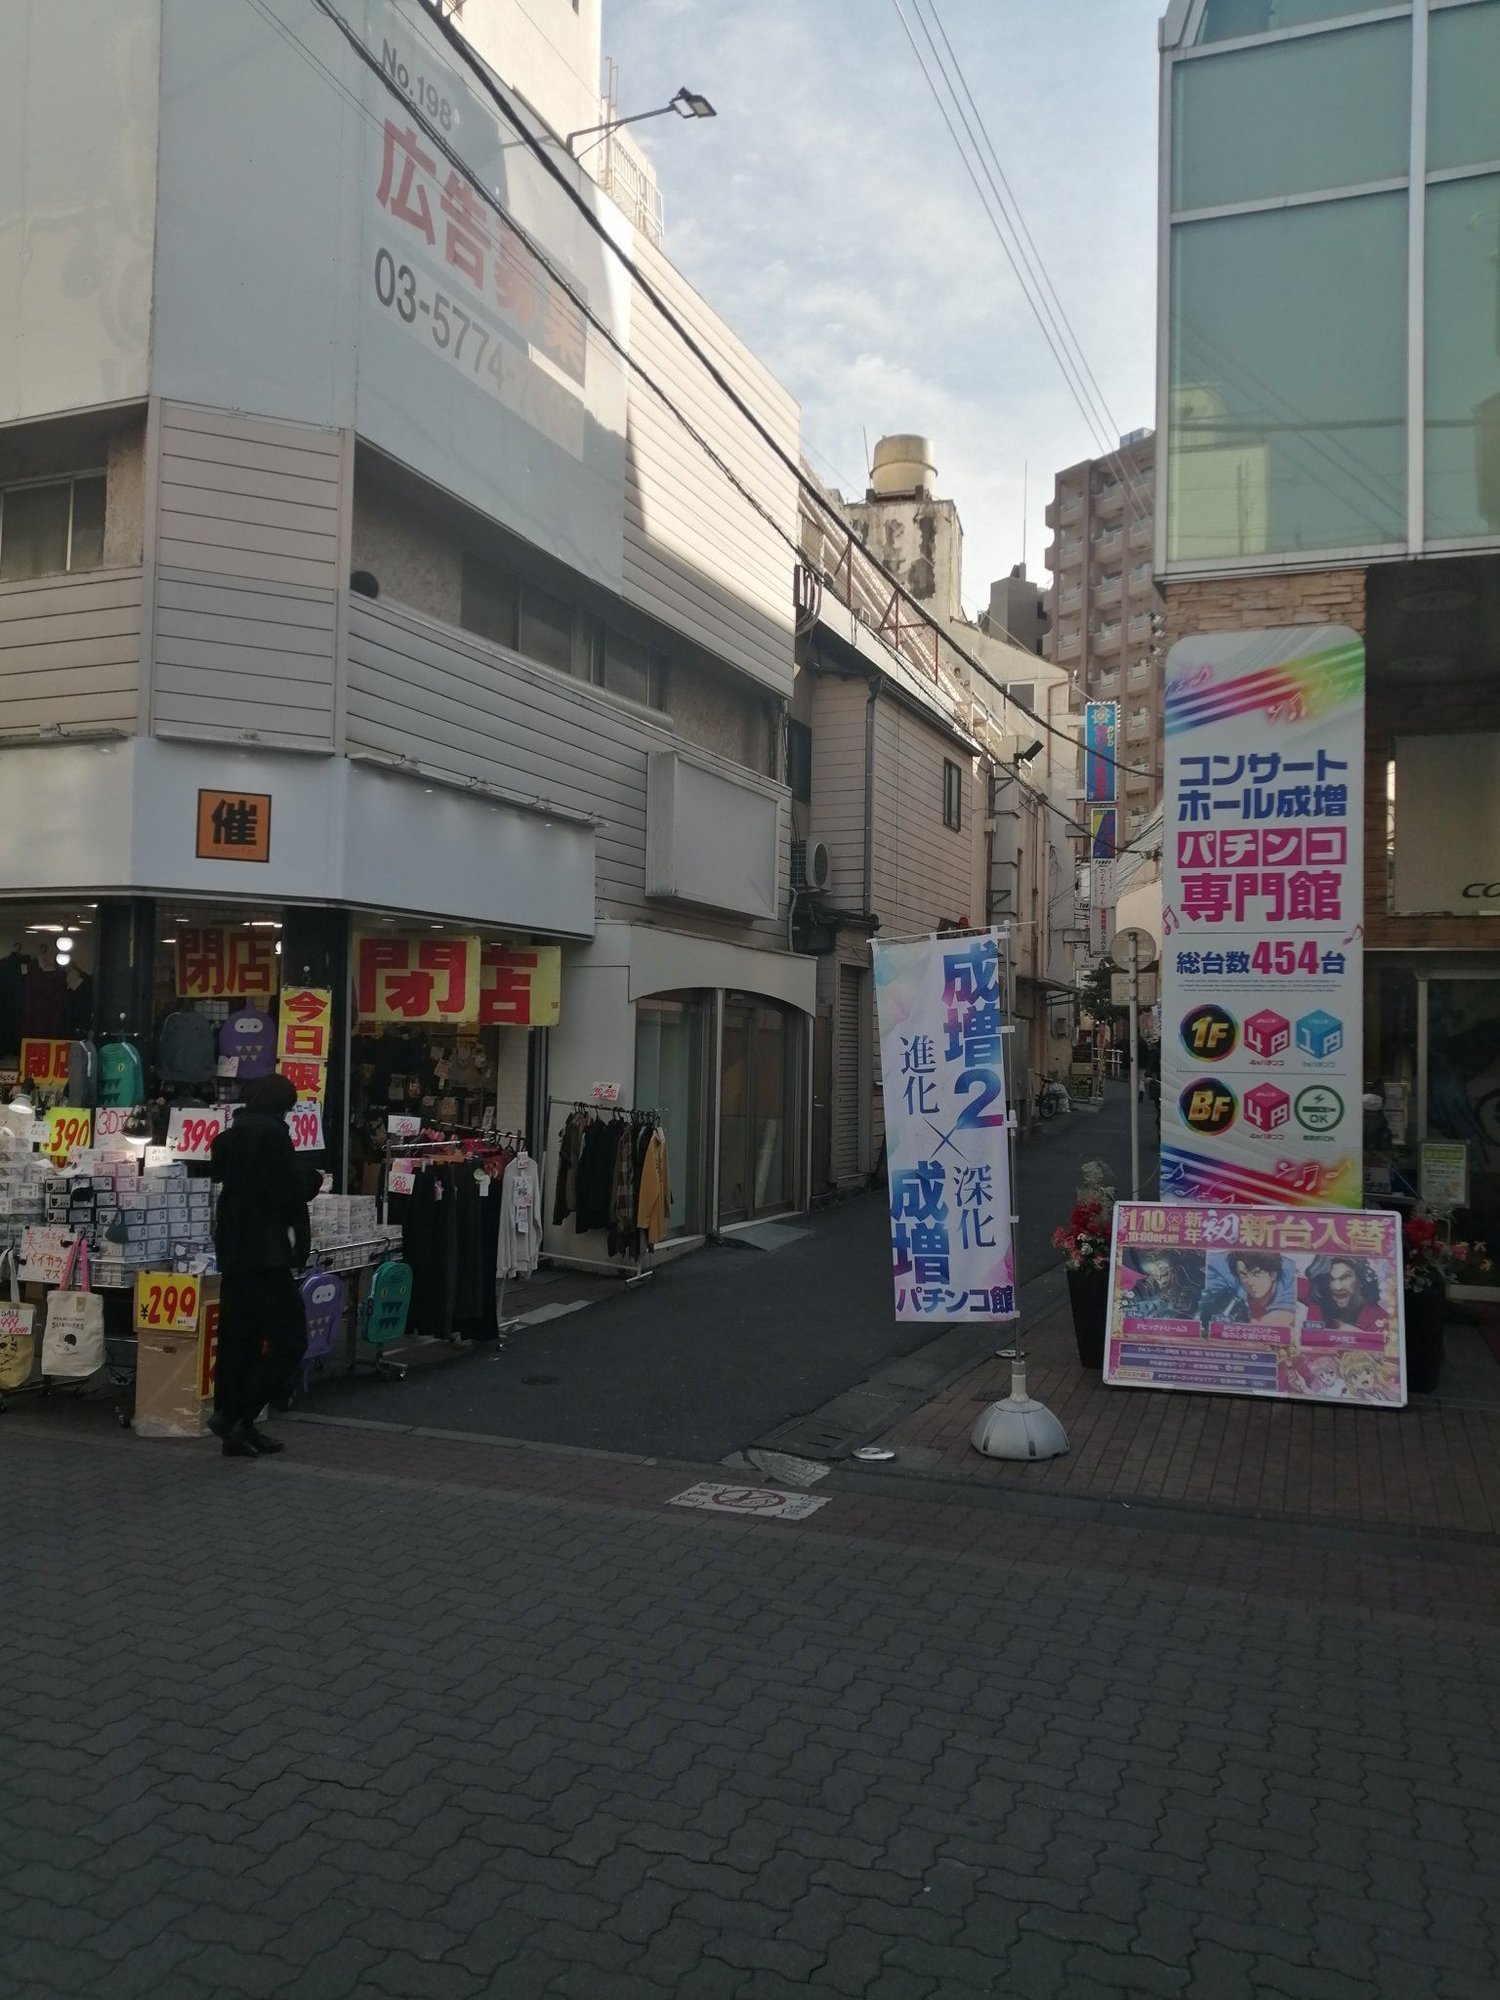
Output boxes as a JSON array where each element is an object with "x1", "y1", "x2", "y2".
[
  {"x1": 891, "y1": 0, "x2": 1153, "y2": 536},
  {"x1": 291, "y1": 0, "x2": 1156, "y2": 785}
]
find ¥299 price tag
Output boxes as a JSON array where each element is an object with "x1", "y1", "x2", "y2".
[
  {"x1": 133, "y1": 1272, "x2": 202, "y2": 1335},
  {"x1": 44, "y1": 1107, "x2": 93, "y2": 1160}
]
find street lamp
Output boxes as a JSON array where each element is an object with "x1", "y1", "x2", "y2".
[{"x1": 566, "y1": 87, "x2": 717, "y2": 157}]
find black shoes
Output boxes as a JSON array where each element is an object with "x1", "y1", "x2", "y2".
[{"x1": 208, "y1": 1410, "x2": 285, "y2": 1456}]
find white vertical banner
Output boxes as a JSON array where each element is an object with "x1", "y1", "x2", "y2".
[
  {"x1": 1089, "y1": 858, "x2": 1117, "y2": 959},
  {"x1": 872, "y1": 932, "x2": 1017, "y2": 1323}
]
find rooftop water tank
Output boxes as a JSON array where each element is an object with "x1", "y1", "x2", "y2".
[{"x1": 870, "y1": 434, "x2": 937, "y2": 498}]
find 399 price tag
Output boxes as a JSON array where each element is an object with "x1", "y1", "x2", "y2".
[
  {"x1": 133, "y1": 1272, "x2": 202, "y2": 1335},
  {"x1": 167, "y1": 1106, "x2": 234, "y2": 1160},
  {"x1": 44, "y1": 1107, "x2": 93, "y2": 1160},
  {"x1": 288, "y1": 1103, "x2": 324, "y2": 1152}
]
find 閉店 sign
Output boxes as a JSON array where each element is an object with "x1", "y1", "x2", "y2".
[
  {"x1": 176, "y1": 928, "x2": 280, "y2": 1000},
  {"x1": 354, "y1": 937, "x2": 562, "y2": 1027}
]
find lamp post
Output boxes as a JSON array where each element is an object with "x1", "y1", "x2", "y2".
[{"x1": 566, "y1": 87, "x2": 716, "y2": 158}]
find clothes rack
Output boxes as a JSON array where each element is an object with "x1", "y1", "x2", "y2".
[{"x1": 543, "y1": 1096, "x2": 663, "y2": 1284}]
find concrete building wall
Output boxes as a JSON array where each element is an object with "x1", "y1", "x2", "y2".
[{"x1": 845, "y1": 496, "x2": 963, "y2": 627}]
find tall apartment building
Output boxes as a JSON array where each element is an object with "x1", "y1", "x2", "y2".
[{"x1": 1043, "y1": 430, "x2": 1160, "y2": 835}]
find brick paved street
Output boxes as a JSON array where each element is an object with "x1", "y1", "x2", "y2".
[
  {"x1": 5, "y1": 1417, "x2": 1500, "y2": 1999},
  {"x1": 881, "y1": 1276, "x2": 1500, "y2": 1537}
]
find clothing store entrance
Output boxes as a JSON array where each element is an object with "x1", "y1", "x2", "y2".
[{"x1": 718, "y1": 996, "x2": 802, "y2": 1225}]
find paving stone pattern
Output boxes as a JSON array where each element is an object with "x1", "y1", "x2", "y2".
[
  {"x1": 5, "y1": 1426, "x2": 1500, "y2": 1999},
  {"x1": 884, "y1": 1282, "x2": 1500, "y2": 1537}
]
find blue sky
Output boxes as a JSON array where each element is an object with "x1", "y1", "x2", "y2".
[{"x1": 603, "y1": 0, "x2": 1163, "y2": 615}]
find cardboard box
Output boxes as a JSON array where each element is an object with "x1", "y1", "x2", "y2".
[{"x1": 133, "y1": 1331, "x2": 209, "y2": 1439}]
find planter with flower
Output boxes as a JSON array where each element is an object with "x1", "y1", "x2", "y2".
[
  {"x1": 1053, "y1": 1161, "x2": 1116, "y2": 1369},
  {"x1": 1401, "y1": 1212, "x2": 1493, "y2": 1394}
]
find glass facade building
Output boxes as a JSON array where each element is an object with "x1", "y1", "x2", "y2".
[{"x1": 1160, "y1": 0, "x2": 1500, "y2": 570}]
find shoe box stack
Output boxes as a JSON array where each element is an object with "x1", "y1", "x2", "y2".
[
  {"x1": 307, "y1": 1194, "x2": 400, "y2": 1269},
  {"x1": 0, "y1": 1150, "x2": 50, "y2": 1237},
  {"x1": 113, "y1": 1163, "x2": 214, "y2": 1272}
]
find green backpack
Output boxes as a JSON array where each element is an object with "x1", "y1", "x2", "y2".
[{"x1": 97, "y1": 1040, "x2": 145, "y2": 1109}]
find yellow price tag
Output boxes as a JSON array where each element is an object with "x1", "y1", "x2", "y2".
[
  {"x1": 44, "y1": 1106, "x2": 93, "y2": 1160},
  {"x1": 133, "y1": 1272, "x2": 203, "y2": 1336}
]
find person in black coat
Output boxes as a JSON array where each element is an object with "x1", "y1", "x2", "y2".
[{"x1": 208, "y1": 1074, "x2": 322, "y2": 1458}]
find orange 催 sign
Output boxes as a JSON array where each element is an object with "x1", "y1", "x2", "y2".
[{"x1": 196, "y1": 789, "x2": 272, "y2": 863}]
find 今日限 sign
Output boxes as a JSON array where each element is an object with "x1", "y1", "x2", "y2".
[
  {"x1": 276, "y1": 987, "x2": 332, "y2": 1064},
  {"x1": 1104, "y1": 1200, "x2": 1404, "y2": 1407}
]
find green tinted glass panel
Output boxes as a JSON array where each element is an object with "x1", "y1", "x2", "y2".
[
  {"x1": 1173, "y1": 21, "x2": 1410, "y2": 210},
  {"x1": 1425, "y1": 173, "x2": 1500, "y2": 539},
  {"x1": 1428, "y1": 2, "x2": 1500, "y2": 173},
  {"x1": 69, "y1": 476, "x2": 106, "y2": 570},
  {"x1": 1196, "y1": 0, "x2": 1405, "y2": 40},
  {"x1": 1167, "y1": 193, "x2": 1408, "y2": 562},
  {"x1": 0, "y1": 481, "x2": 71, "y2": 580}
]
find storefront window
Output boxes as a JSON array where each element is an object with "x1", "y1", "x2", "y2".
[
  {"x1": 718, "y1": 996, "x2": 803, "y2": 1224},
  {"x1": 347, "y1": 924, "x2": 552, "y2": 1193},
  {"x1": 1172, "y1": 21, "x2": 1409, "y2": 212},
  {"x1": 1167, "y1": 193, "x2": 1408, "y2": 561},
  {"x1": 1424, "y1": 173, "x2": 1500, "y2": 541},
  {"x1": 634, "y1": 993, "x2": 710, "y2": 1238},
  {"x1": 1424, "y1": 973, "x2": 1500, "y2": 1259},
  {"x1": 0, "y1": 902, "x2": 100, "y2": 1097}
]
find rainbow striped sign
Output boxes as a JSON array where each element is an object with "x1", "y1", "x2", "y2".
[{"x1": 1160, "y1": 628, "x2": 1364, "y2": 1209}]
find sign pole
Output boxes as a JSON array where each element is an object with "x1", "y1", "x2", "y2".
[
  {"x1": 1128, "y1": 931, "x2": 1141, "y2": 1200},
  {"x1": 970, "y1": 927, "x2": 1068, "y2": 1463}
]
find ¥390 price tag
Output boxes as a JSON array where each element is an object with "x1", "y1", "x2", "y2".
[
  {"x1": 44, "y1": 1107, "x2": 93, "y2": 1160},
  {"x1": 133, "y1": 1272, "x2": 203, "y2": 1335}
]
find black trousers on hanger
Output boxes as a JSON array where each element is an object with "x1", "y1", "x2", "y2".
[{"x1": 213, "y1": 1269, "x2": 307, "y2": 1425}]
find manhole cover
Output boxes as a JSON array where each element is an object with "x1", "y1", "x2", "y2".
[{"x1": 520, "y1": 1374, "x2": 559, "y2": 1386}]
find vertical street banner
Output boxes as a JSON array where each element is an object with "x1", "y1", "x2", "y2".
[
  {"x1": 1161, "y1": 627, "x2": 1364, "y2": 1208},
  {"x1": 1084, "y1": 701, "x2": 1119, "y2": 805},
  {"x1": 872, "y1": 932, "x2": 1017, "y2": 1323},
  {"x1": 1089, "y1": 857, "x2": 1117, "y2": 960}
]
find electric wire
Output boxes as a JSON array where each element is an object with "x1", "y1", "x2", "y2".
[
  {"x1": 893, "y1": 0, "x2": 1154, "y2": 539},
  {"x1": 285, "y1": 0, "x2": 1157, "y2": 789},
  {"x1": 401, "y1": 0, "x2": 1161, "y2": 784}
]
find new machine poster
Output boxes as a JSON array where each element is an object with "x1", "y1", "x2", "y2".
[
  {"x1": 1105, "y1": 1201, "x2": 1405, "y2": 1407},
  {"x1": 872, "y1": 932, "x2": 1017, "y2": 1323},
  {"x1": 1161, "y1": 626, "x2": 1364, "y2": 1208}
]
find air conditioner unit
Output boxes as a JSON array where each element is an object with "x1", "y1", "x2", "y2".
[{"x1": 791, "y1": 838, "x2": 832, "y2": 893}]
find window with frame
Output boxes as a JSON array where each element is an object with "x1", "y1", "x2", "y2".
[
  {"x1": 0, "y1": 474, "x2": 106, "y2": 583},
  {"x1": 943, "y1": 759, "x2": 964, "y2": 832}
]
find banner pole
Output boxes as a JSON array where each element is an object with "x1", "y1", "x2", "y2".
[{"x1": 1129, "y1": 931, "x2": 1141, "y2": 1201}]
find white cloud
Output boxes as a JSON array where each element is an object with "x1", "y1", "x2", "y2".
[{"x1": 604, "y1": 0, "x2": 1160, "y2": 599}]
